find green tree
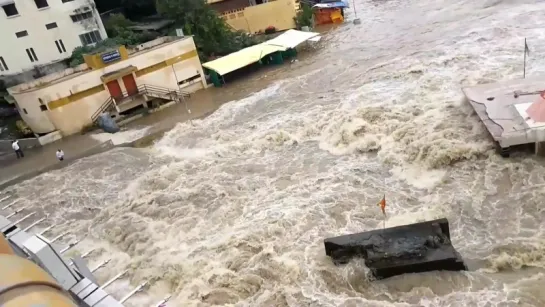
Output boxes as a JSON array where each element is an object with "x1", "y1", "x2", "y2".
[
  {"x1": 69, "y1": 39, "x2": 119, "y2": 67},
  {"x1": 294, "y1": 3, "x2": 313, "y2": 29},
  {"x1": 104, "y1": 14, "x2": 157, "y2": 46},
  {"x1": 104, "y1": 14, "x2": 135, "y2": 37},
  {"x1": 69, "y1": 14, "x2": 158, "y2": 67},
  {"x1": 156, "y1": 0, "x2": 261, "y2": 62}
]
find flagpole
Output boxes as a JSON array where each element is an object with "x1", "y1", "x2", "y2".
[
  {"x1": 382, "y1": 194, "x2": 386, "y2": 230},
  {"x1": 524, "y1": 38, "x2": 527, "y2": 79},
  {"x1": 378, "y1": 194, "x2": 386, "y2": 230},
  {"x1": 353, "y1": 0, "x2": 361, "y2": 24}
]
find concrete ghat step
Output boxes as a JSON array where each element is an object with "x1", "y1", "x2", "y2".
[{"x1": 324, "y1": 218, "x2": 467, "y2": 280}]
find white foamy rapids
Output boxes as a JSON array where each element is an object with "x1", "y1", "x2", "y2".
[
  {"x1": 91, "y1": 127, "x2": 151, "y2": 145},
  {"x1": 4, "y1": 0, "x2": 545, "y2": 306}
]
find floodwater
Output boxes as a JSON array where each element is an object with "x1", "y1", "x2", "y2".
[{"x1": 4, "y1": 0, "x2": 545, "y2": 306}]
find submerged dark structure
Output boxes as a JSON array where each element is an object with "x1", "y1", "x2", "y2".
[{"x1": 324, "y1": 218, "x2": 467, "y2": 280}]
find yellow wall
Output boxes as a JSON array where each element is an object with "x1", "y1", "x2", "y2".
[
  {"x1": 83, "y1": 46, "x2": 130, "y2": 70},
  {"x1": 222, "y1": 0, "x2": 298, "y2": 33},
  {"x1": 8, "y1": 37, "x2": 206, "y2": 136}
]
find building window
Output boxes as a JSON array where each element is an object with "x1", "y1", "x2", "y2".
[
  {"x1": 34, "y1": 0, "x2": 49, "y2": 9},
  {"x1": 25, "y1": 49, "x2": 32, "y2": 62},
  {"x1": 59, "y1": 40, "x2": 66, "y2": 52},
  {"x1": 0, "y1": 56, "x2": 8, "y2": 71},
  {"x1": 40, "y1": 105, "x2": 48, "y2": 111},
  {"x1": 26, "y1": 48, "x2": 38, "y2": 62},
  {"x1": 62, "y1": 0, "x2": 74, "y2": 2},
  {"x1": 54, "y1": 41, "x2": 61, "y2": 53},
  {"x1": 71, "y1": 12, "x2": 93, "y2": 22},
  {"x1": 54, "y1": 40, "x2": 67, "y2": 53},
  {"x1": 45, "y1": 22, "x2": 58, "y2": 30},
  {"x1": 15, "y1": 31, "x2": 28, "y2": 38},
  {"x1": 23, "y1": 108, "x2": 28, "y2": 114},
  {"x1": 2, "y1": 4, "x2": 18, "y2": 17},
  {"x1": 30, "y1": 48, "x2": 38, "y2": 61},
  {"x1": 79, "y1": 30, "x2": 102, "y2": 46}
]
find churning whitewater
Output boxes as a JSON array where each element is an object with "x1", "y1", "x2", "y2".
[{"x1": 4, "y1": 0, "x2": 545, "y2": 306}]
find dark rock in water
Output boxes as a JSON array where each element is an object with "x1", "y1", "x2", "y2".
[{"x1": 324, "y1": 218, "x2": 467, "y2": 279}]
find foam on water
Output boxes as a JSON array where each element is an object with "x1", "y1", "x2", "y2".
[
  {"x1": 91, "y1": 127, "x2": 151, "y2": 145},
  {"x1": 4, "y1": 0, "x2": 545, "y2": 306}
]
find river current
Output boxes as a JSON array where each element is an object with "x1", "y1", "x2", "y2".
[{"x1": 4, "y1": 0, "x2": 545, "y2": 306}]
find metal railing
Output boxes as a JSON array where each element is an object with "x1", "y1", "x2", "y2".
[
  {"x1": 137, "y1": 84, "x2": 190, "y2": 101},
  {"x1": 0, "y1": 194, "x2": 172, "y2": 307},
  {"x1": 91, "y1": 96, "x2": 114, "y2": 124},
  {"x1": 91, "y1": 84, "x2": 191, "y2": 124}
]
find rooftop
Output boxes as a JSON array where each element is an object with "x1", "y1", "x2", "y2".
[
  {"x1": 129, "y1": 20, "x2": 174, "y2": 32},
  {"x1": 8, "y1": 36, "x2": 190, "y2": 94},
  {"x1": 463, "y1": 76, "x2": 545, "y2": 148}
]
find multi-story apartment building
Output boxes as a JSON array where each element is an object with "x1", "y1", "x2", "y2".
[{"x1": 0, "y1": 0, "x2": 107, "y2": 76}]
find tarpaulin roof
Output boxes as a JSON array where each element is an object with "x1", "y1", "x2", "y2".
[
  {"x1": 265, "y1": 29, "x2": 320, "y2": 49},
  {"x1": 313, "y1": 2, "x2": 348, "y2": 8},
  {"x1": 203, "y1": 30, "x2": 320, "y2": 75},
  {"x1": 202, "y1": 44, "x2": 285, "y2": 75}
]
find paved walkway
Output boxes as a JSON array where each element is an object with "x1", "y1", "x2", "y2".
[
  {"x1": 0, "y1": 86, "x2": 232, "y2": 189},
  {"x1": 0, "y1": 135, "x2": 103, "y2": 187}
]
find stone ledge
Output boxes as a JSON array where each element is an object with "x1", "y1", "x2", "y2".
[{"x1": 324, "y1": 218, "x2": 467, "y2": 279}]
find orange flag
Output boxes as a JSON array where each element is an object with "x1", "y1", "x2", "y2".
[{"x1": 378, "y1": 195, "x2": 386, "y2": 216}]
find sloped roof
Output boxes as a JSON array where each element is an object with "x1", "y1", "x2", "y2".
[
  {"x1": 203, "y1": 30, "x2": 320, "y2": 75},
  {"x1": 203, "y1": 44, "x2": 285, "y2": 75}
]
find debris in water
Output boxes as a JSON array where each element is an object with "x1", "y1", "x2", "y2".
[{"x1": 324, "y1": 218, "x2": 467, "y2": 279}]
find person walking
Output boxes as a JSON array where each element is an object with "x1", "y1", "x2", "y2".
[
  {"x1": 56, "y1": 149, "x2": 64, "y2": 161},
  {"x1": 12, "y1": 140, "x2": 24, "y2": 159}
]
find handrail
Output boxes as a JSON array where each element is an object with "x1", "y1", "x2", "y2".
[
  {"x1": 118, "y1": 85, "x2": 190, "y2": 101},
  {"x1": 138, "y1": 84, "x2": 190, "y2": 99},
  {"x1": 90, "y1": 84, "x2": 191, "y2": 124},
  {"x1": 91, "y1": 96, "x2": 114, "y2": 124}
]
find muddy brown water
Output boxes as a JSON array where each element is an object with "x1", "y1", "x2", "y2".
[{"x1": 4, "y1": 0, "x2": 545, "y2": 306}]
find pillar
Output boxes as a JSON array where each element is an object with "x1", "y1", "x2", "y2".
[
  {"x1": 535, "y1": 142, "x2": 545, "y2": 156},
  {"x1": 209, "y1": 71, "x2": 222, "y2": 87}
]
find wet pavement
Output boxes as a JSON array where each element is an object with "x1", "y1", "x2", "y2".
[
  {"x1": 0, "y1": 135, "x2": 103, "y2": 187},
  {"x1": 0, "y1": 86, "x2": 240, "y2": 188}
]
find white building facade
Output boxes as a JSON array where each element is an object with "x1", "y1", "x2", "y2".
[{"x1": 0, "y1": 0, "x2": 107, "y2": 76}]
